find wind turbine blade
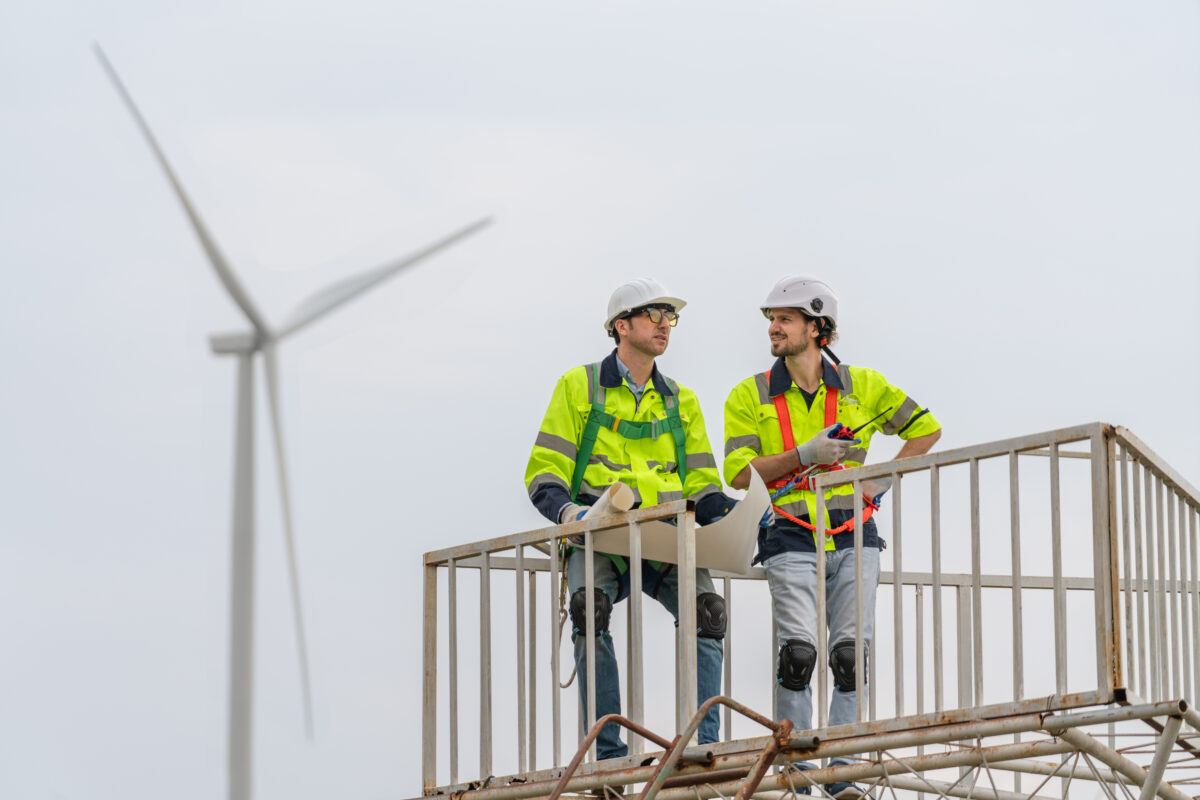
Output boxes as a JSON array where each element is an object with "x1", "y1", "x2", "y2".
[
  {"x1": 93, "y1": 44, "x2": 271, "y2": 337},
  {"x1": 262, "y1": 344, "x2": 315, "y2": 739},
  {"x1": 274, "y1": 216, "x2": 493, "y2": 340}
]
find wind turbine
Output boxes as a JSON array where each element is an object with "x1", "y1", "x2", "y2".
[{"x1": 94, "y1": 46, "x2": 491, "y2": 800}]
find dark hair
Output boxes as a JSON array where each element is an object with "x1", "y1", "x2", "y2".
[{"x1": 800, "y1": 310, "x2": 838, "y2": 346}]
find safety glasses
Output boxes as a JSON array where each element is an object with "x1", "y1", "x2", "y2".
[{"x1": 629, "y1": 306, "x2": 679, "y2": 327}]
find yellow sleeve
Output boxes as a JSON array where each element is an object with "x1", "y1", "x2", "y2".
[
  {"x1": 524, "y1": 371, "x2": 583, "y2": 520},
  {"x1": 676, "y1": 387, "x2": 722, "y2": 501},
  {"x1": 722, "y1": 379, "x2": 763, "y2": 485}
]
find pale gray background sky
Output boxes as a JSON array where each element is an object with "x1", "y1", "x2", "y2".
[{"x1": 2, "y1": 1, "x2": 1198, "y2": 798}]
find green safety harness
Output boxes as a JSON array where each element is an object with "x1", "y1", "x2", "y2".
[
  {"x1": 568, "y1": 362, "x2": 688, "y2": 501},
  {"x1": 554, "y1": 364, "x2": 689, "y2": 682}
]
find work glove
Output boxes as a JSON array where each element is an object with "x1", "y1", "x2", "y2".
[
  {"x1": 795, "y1": 423, "x2": 860, "y2": 467},
  {"x1": 759, "y1": 507, "x2": 776, "y2": 529},
  {"x1": 560, "y1": 503, "x2": 590, "y2": 546},
  {"x1": 861, "y1": 476, "x2": 893, "y2": 508},
  {"x1": 560, "y1": 503, "x2": 589, "y2": 524}
]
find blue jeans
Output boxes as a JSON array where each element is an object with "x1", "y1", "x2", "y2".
[
  {"x1": 765, "y1": 548, "x2": 880, "y2": 767},
  {"x1": 567, "y1": 550, "x2": 724, "y2": 759}
]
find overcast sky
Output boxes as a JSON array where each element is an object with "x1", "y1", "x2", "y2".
[{"x1": 2, "y1": 1, "x2": 1198, "y2": 798}]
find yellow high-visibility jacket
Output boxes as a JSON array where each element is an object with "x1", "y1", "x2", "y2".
[
  {"x1": 526, "y1": 351, "x2": 728, "y2": 532},
  {"x1": 723, "y1": 356, "x2": 940, "y2": 558}
]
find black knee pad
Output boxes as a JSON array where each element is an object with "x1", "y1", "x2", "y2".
[
  {"x1": 569, "y1": 587, "x2": 612, "y2": 636},
  {"x1": 777, "y1": 639, "x2": 816, "y2": 691},
  {"x1": 831, "y1": 640, "x2": 868, "y2": 692},
  {"x1": 696, "y1": 592, "x2": 726, "y2": 640}
]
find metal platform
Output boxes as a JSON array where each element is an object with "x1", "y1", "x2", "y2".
[{"x1": 419, "y1": 423, "x2": 1200, "y2": 800}]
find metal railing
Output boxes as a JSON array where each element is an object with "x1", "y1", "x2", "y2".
[{"x1": 420, "y1": 422, "x2": 1200, "y2": 794}]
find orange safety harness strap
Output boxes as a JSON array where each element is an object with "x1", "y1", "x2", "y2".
[{"x1": 762, "y1": 369, "x2": 874, "y2": 535}]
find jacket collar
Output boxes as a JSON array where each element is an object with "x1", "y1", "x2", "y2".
[
  {"x1": 767, "y1": 355, "x2": 843, "y2": 397},
  {"x1": 600, "y1": 349, "x2": 673, "y2": 396}
]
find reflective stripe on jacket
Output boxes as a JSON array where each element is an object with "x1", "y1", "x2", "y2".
[
  {"x1": 723, "y1": 356, "x2": 941, "y2": 556},
  {"x1": 526, "y1": 350, "x2": 723, "y2": 525}
]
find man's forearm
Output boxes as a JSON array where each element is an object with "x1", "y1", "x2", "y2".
[
  {"x1": 730, "y1": 450, "x2": 802, "y2": 489},
  {"x1": 894, "y1": 429, "x2": 941, "y2": 461},
  {"x1": 732, "y1": 430, "x2": 942, "y2": 489}
]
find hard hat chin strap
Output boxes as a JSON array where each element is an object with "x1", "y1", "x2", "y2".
[{"x1": 817, "y1": 319, "x2": 840, "y2": 364}]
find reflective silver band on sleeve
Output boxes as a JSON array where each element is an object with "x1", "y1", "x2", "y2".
[
  {"x1": 528, "y1": 472, "x2": 569, "y2": 498},
  {"x1": 724, "y1": 434, "x2": 762, "y2": 457},
  {"x1": 535, "y1": 431, "x2": 578, "y2": 461},
  {"x1": 880, "y1": 396, "x2": 920, "y2": 435}
]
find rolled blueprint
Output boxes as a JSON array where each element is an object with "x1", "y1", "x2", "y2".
[
  {"x1": 582, "y1": 482, "x2": 635, "y2": 519},
  {"x1": 588, "y1": 467, "x2": 770, "y2": 576}
]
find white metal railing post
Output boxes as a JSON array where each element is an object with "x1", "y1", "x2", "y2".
[
  {"x1": 891, "y1": 473, "x2": 904, "y2": 718},
  {"x1": 1090, "y1": 427, "x2": 1118, "y2": 696},
  {"x1": 771, "y1": 617, "x2": 779, "y2": 722},
  {"x1": 1008, "y1": 449, "x2": 1024, "y2": 798},
  {"x1": 915, "y1": 581, "x2": 925, "y2": 791},
  {"x1": 853, "y1": 480, "x2": 865, "y2": 722},
  {"x1": 1190, "y1": 504, "x2": 1200, "y2": 707},
  {"x1": 528, "y1": 569, "x2": 537, "y2": 768},
  {"x1": 1134, "y1": 460, "x2": 1149, "y2": 700},
  {"x1": 1145, "y1": 466, "x2": 1158, "y2": 699},
  {"x1": 969, "y1": 457, "x2": 983, "y2": 706},
  {"x1": 675, "y1": 504, "x2": 698, "y2": 736},
  {"x1": 1176, "y1": 494, "x2": 1185, "y2": 705},
  {"x1": 1119, "y1": 447, "x2": 1134, "y2": 697},
  {"x1": 515, "y1": 545, "x2": 527, "y2": 773},
  {"x1": 549, "y1": 531, "x2": 562, "y2": 767},
  {"x1": 1104, "y1": 433, "x2": 1121, "y2": 696},
  {"x1": 628, "y1": 520, "x2": 644, "y2": 755},
  {"x1": 1154, "y1": 475, "x2": 1167, "y2": 697},
  {"x1": 931, "y1": 464, "x2": 944, "y2": 712},
  {"x1": 1050, "y1": 441, "x2": 1067, "y2": 695},
  {"x1": 816, "y1": 487, "x2": 828, "y2": 728},
  {"x1": 955, "y1": 583, "x2": 971, "y2": 781},
  {"x1": 479, "y1": 551, "x2": 492, "y2": 777},
  {"x1": 422, "y1": 563, "x2": 438, "y2": 791},
  {"x1": 1008, "y1": 450, "x2": 1024, "y2": 703},
  {"x1": 956, "y1": 585, "x2": 972, "y2": 711},
  {"x1": 1168, "y1": 492, "x2": 1181, "y2": 699},
  {"x1": 583, "y1": 532, "x2": 596, "y2": 761},
  {"x1": 722, "y1": 575, "x2": 732, "y2": 739},
  {"x1": 448, "y1": 557, "x2": 459, "y2": 783}
]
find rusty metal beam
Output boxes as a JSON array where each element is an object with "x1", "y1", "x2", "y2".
[
  {"x1": 1055, "y1": 726, "x2": 1190, "y2": 800},
  {"x1": 654, "y1": 738, "x2": 1078, "y2": 800}
]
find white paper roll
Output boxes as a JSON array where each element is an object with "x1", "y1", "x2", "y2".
[
  {"x1": 582, "y1": 482, "x2": 635, "y2": 519},
  {"x1": 587, "y1": 467, "x2": 770, "y2": 575}
]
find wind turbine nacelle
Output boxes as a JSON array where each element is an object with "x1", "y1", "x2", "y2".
[{"x1": 210, "y1": 330, "x2": 264, "y2": 355}]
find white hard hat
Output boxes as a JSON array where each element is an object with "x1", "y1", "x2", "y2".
[
  {"x1": 604, "y1": 278, "x2": 687, "y2": 333},
  {"x1": 760, "y1": 275, "x2": 838, "y2": 329}
]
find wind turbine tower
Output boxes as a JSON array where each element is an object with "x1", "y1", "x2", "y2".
[{"x1": 95, "y1": 46, "x2": 491, "y2": 800}]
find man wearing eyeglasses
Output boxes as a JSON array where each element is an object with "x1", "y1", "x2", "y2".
[{"x1": 525, "y1": 277, "x2": 736, "y2": 761}]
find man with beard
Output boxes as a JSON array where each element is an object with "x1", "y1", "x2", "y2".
[
  {"x1": 723, "y1": 276, "x2": 941, "y2": 798},
  {"x1": 525, "y1": 277, "x2": 736, "y2": 761}
]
